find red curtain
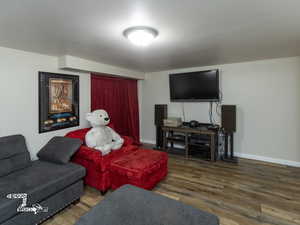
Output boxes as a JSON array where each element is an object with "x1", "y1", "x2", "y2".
[{"x1": 91, "y1": 74, "x2": 140, "y2": 143}]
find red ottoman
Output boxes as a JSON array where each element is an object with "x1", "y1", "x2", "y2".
[{"x1": 110, "y1": 149, "x2": 168, "y2": 190}]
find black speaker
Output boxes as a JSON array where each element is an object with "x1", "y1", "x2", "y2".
[
  {"x1": 154, "y1": 104, "x2": 168, "y2": 149},
  {"x1": 221, "y1": 105, "x2": 236, "y2": 132},
  {"x1": 155, "y1": 104, "x2": 168, "y2": 126}
]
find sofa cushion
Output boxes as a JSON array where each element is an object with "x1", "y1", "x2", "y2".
[
  {"x1": 0, "y1": 160, "x2": 85, "y2": 224},
  {"x1": 37, "y1": 136, "x2": 82, "y2": 164},
  {"x1": 0, "y1": 135, "x2": 31, "y2": 177},
  {"x1": 72, "y1": 144, "x2": 138, "y2": 173}
]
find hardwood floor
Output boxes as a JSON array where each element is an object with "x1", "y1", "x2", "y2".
[{"x1": 42, "y1": 153, "x2": 300, "y2": 225}]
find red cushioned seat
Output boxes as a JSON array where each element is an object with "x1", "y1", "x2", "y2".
[
  {"x1": 65, "y1": 128, "x2": 139, "y2": 192},
  {"x1": 110, "y1": 149, "x2": 168, "y2": 190}
]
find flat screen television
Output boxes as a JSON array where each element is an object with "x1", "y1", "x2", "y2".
[{"x1": 169, "y1": 69, "x2": 219, "y2": 102}]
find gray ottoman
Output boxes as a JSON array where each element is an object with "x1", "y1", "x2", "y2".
[{"x1": 76, "y1": 185, "x2": 219, "y2": 225}]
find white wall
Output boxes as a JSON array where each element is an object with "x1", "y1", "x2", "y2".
[
  {"x1": 1, "y1": 45, "x2": 299, "y2": 166},
  {"x1": 140, "y1": 57, "x2": 300, "y2": 166},
  {"x1": 0, "y1": 46, "x2": 91, "y2": 159},
  {"x1": 58, "y1": 55, "x2": 145, "y2": 80}
]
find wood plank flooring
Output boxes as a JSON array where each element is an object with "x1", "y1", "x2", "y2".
[{"x1": 42, "y1": 152, "x2": 300, "y2": 225}]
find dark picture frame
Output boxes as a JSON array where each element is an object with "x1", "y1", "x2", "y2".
[{"x1": 39, "y1": 72, "x2": 80, "y2": 133}]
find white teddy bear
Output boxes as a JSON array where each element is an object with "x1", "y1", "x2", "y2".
[{"x1": 85, "y1": 109, "x2": 124, "y2": 155}]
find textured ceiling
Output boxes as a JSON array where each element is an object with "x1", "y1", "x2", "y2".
[{"x1": 0, "y1": 0, "x2": 300, "y2": 72}]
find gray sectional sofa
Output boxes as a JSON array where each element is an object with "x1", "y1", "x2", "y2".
[{"x1": 0, "y1": 135, "x2": 86, "y2": 225}]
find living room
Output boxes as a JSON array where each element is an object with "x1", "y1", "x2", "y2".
[{"x1": 0, "y1": 1, "x2": 300, "y2": 225}]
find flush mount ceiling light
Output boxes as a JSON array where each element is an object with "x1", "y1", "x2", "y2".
[{"x1": 123, "y1": 26, "x2": 158, "y2": 47}]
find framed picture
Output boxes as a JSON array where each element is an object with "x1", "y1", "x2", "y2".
[{"x1": 39, "y1": 72, "x2": 79, "y2": 133}]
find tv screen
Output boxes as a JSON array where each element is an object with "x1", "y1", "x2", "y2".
[{"x1": 169, "y1": 69, "x2": 219, "y2": 102}]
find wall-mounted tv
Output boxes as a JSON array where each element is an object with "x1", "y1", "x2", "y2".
[{"x1": 169, "y1": 69, "x2": 219, "y2": 102}]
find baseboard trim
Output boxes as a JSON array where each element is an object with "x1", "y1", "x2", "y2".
[
  {"x1": 234, "y1": 152, "x2": 300, "y2": 167},
  {"x1": 141, "y1": 139, "x2": 300, "y2": 167},
  {"x1": 141, "y1": 139, "x2": 156, "y2": 145}
]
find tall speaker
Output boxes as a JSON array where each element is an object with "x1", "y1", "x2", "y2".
[
  {"x1": 154, "y1": 104, "x2": 168, "y2": 149},
  {"x1": 221, "y1": 105, "x2": 236, "y2": 132},
  {"x1": 155, "y1": 104, "x2": 168, "y2": 126}
]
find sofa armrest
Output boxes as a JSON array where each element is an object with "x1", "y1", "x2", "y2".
[
  {"x1": 73, "y1": 146, "x2": 102, "y2": 163},
  {"x1": 72, "y1": 146, "x2": 113, "y2": 172},
  {"x1": 122, "y1": 136, "x2": 135, "y2": 146}
]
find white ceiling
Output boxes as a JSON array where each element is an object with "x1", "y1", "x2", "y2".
[{"x1": 0, "y1": 0, "x2": 300, "y2": 72}]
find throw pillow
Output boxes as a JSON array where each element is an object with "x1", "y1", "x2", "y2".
[{"x1": 37, "y1": 136, "x2": 82, "y2": 164}]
